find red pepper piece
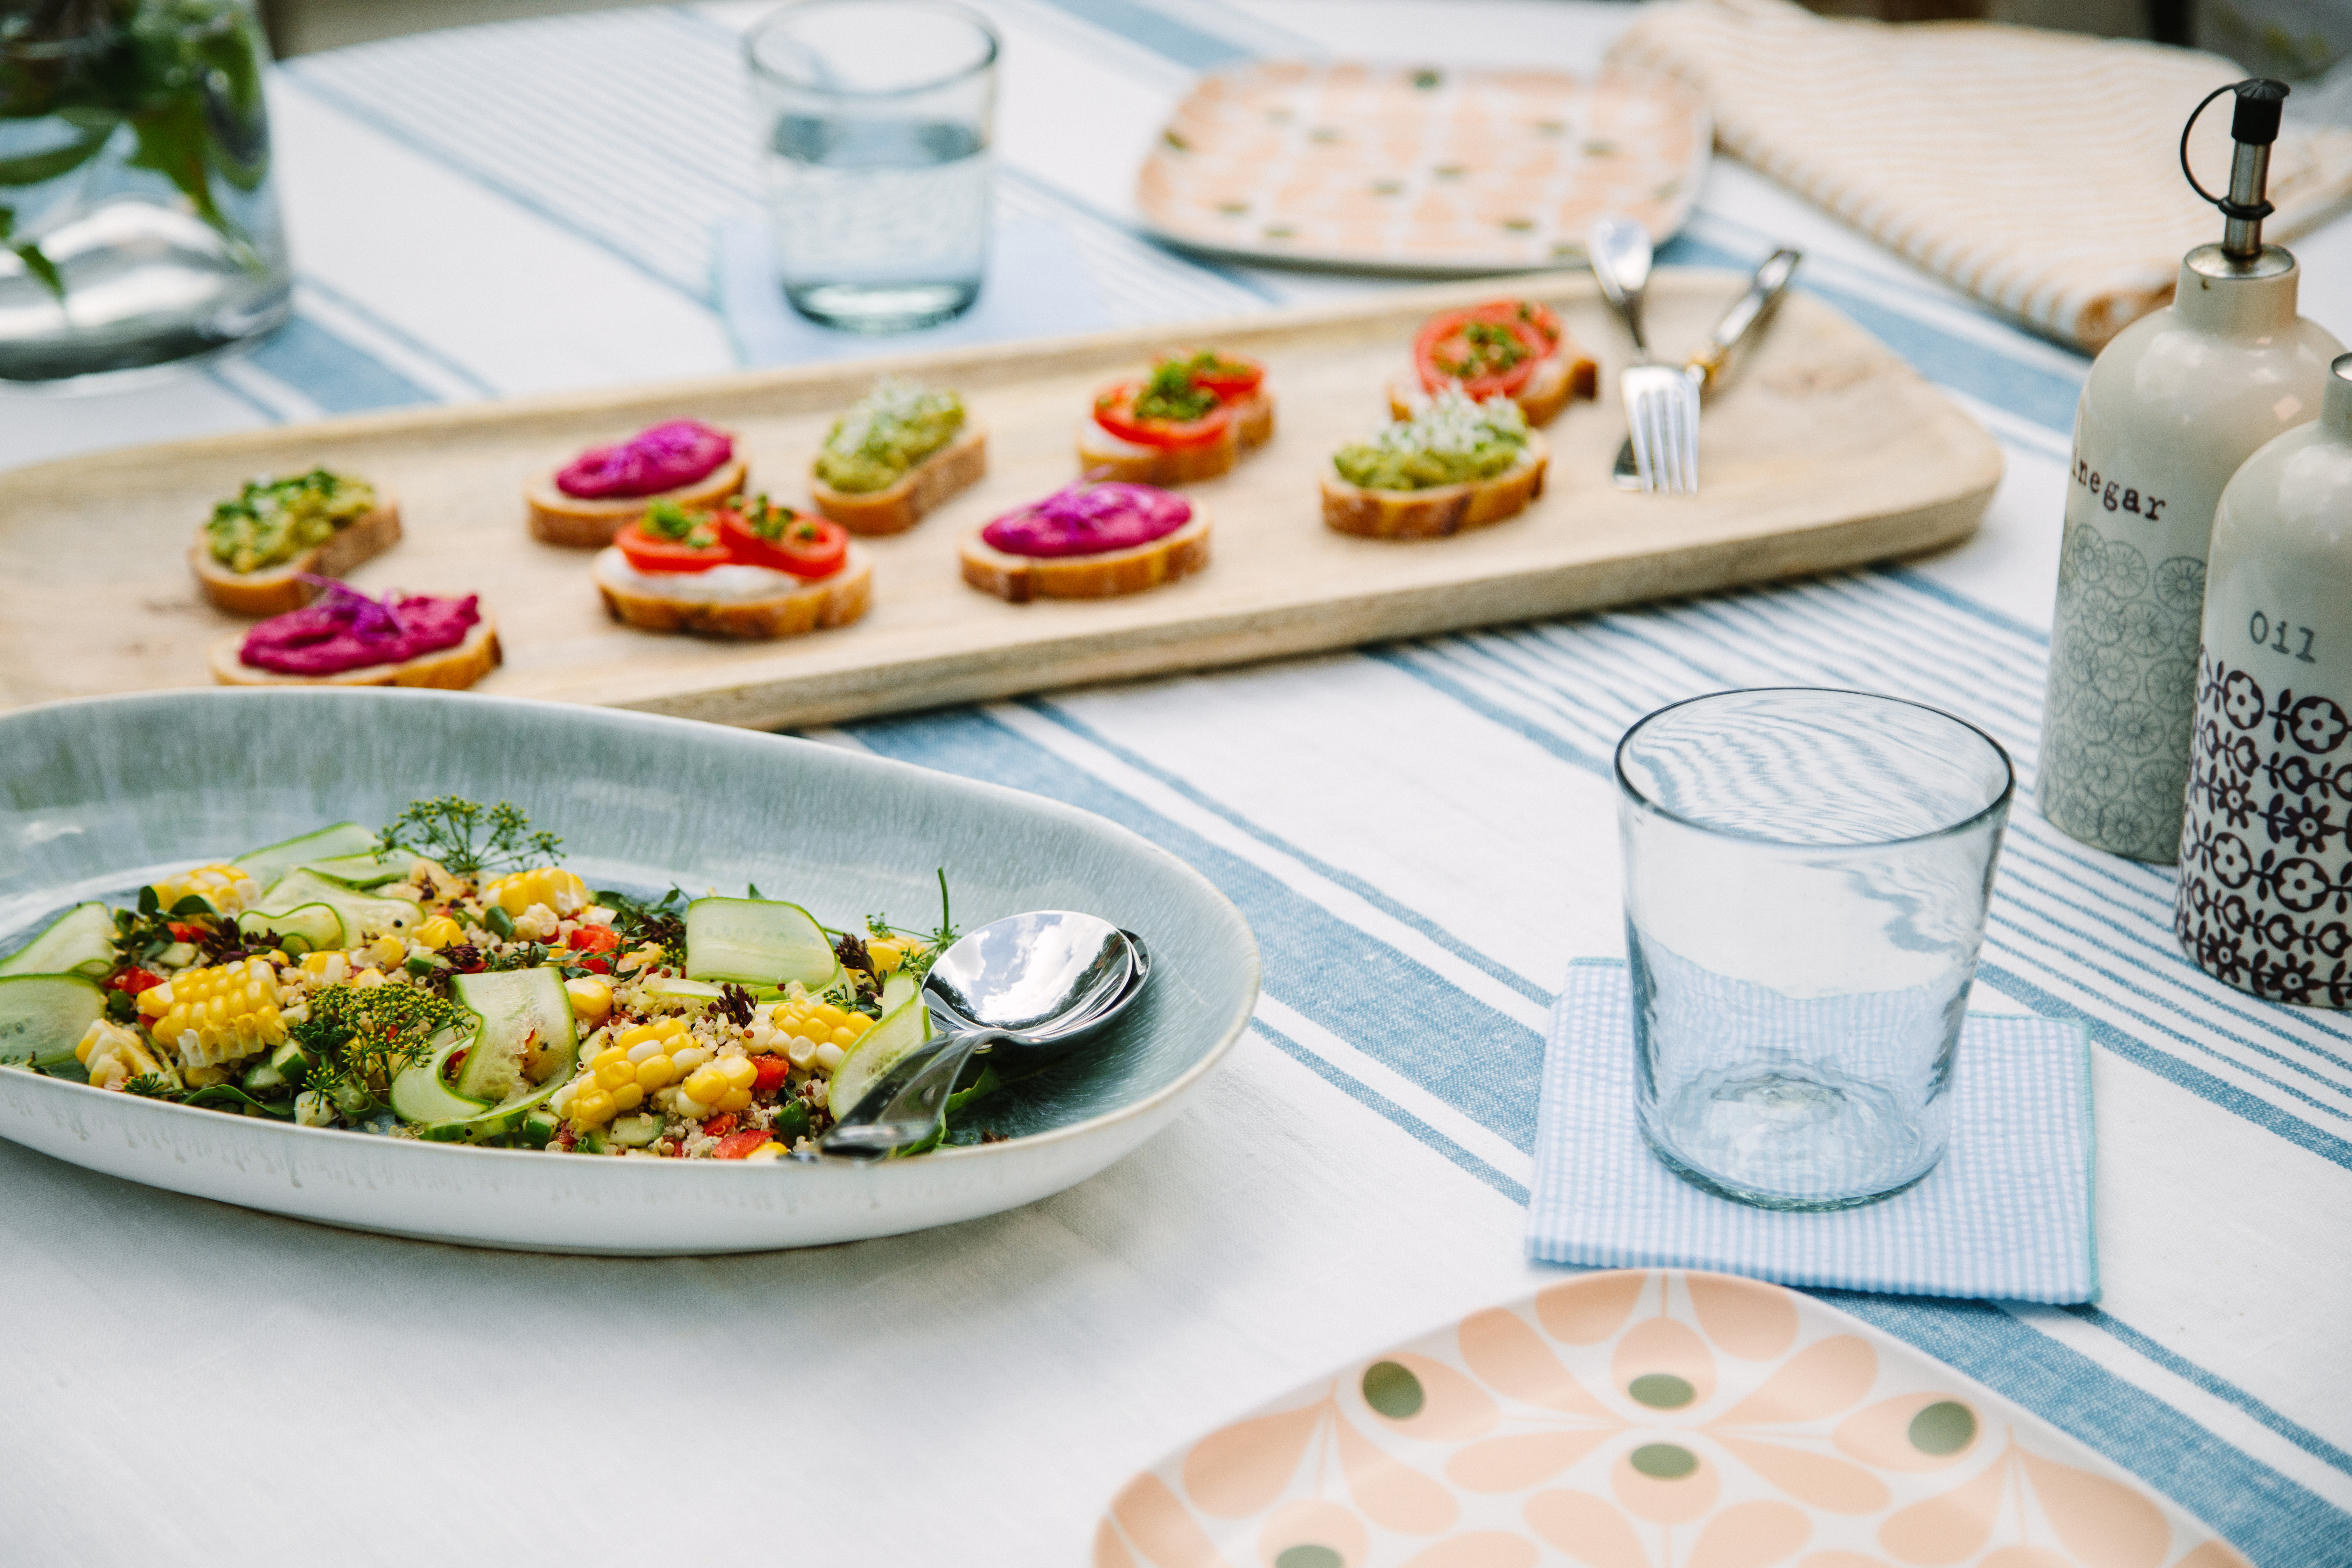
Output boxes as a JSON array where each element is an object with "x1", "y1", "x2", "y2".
[
  {"x1": 701, "y1": 1112, "x2": 737, "y2": 1138},
  {"x1": 712, "y1": 1129, "x2": 773, "y2": 1160},
  {"x1": 752, "y1": 1056, "x2": 791, "y2": 1095},
  {"x1": 106, "y1": 968, "x2": 166, "y2": 995},
  {"x1": 566, "y1": 925, "x2": 621, "y2": 954}
]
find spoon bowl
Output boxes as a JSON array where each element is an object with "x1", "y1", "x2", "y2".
[{"x1": 820, "y1": 911, "x2": 1147, "y2": 1158}]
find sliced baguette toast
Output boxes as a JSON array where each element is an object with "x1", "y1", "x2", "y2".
[
  {"x1": 1387, "y1": 347, "x2": 1597, "y2": 428},
  {"x1": 591, "y1": 546, "x2": 873, "y2": 639},
  {"x1": 210, "y1": 614, "x2": 501, "y2": 689},
  {"x1": 810, "y1": 424, "x2": 987, "y2": 536},
  {"x1": 526, "y1": 457, "x2": 749, "y2": 548},
  {"x1": 1321, "y1": 436, "x2": 1549, "y2": 539},
  {"x1": 961, "y1": 506, "x2": 1212, "y2": 603},
  {"x1": 1074, "y1": 390, "x2": 1275, "y2": 484},
  {"x1": 189, "y1": 503, "x2": 404, "y2": 617}
]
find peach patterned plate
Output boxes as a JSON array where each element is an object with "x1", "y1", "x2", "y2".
[
  {"x1": 1096, "y1": 1269, "x2": 2249, "y2": 1568},
  {"x1": 1135, "y1": 61, "x2": 1710, "y2": 275}
]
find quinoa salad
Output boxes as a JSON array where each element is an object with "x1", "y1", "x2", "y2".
[{"x1": 0, "y1": 797, "x2": 971, "y2": 1160}]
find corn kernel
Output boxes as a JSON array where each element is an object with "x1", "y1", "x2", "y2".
[
  {"x1": 744, "y1": 1141, "x2": 785, "y2": 1163},
  {"x1": 572, "y1": 1088, "x2": 616, "y2": 1127},
  {"x1": 717, "y1": 1087, "x2": 753, "y2": 1113},
  {"x1": 674, "y1": 1090, "x2": 709, "y2": 1119},
  {"x1": 635, "y1": 1056, "x2": 676, "y2": 1091},
  {"x1": 845, "y1": 1014, "x2": 873, "y2": 1037},
  {"x1": 594, "y1": 1060, "x2": 634, "y2": 1091},
  {"x1": 591, "y1": 1045, "x2": 626, "y2": 1070},
  {"x1": 149, "y1": 862, "x2": 258, "y2": 916},
  {"x1": 813, "y1": 1003, "x2": 848, "y2": 1028},
  {"x1": 716, "y1": 1055, "x2": 757, "y2": 1090},
  {"x1": 866, "y1": 939, "x2": 905, "y2": 974},
  {"x1": 367, "y1": 934, "x2": 406, "y2": 968},
  {"x1": 812, "y1": 1043, "x2": 846, "y2": 1072},
  {"x1": 483, "y1": 867, "x2": 589, "y2": 918},
  {"x1": 786, "y1": 1035, "x2": 819, "y2": 1069},
  {"x1": 654, "y1": 1017, "x2": 688, "y2": 1039},
  {"x1": 828, "y1": 1026, "x2": 858, "y2": 1049},
  {"x1": 683, "y1": 1066, "x2": 728, "y2": 1103},
  {"x1": 144, "y1": 958, "x2": 285, "y2": 1069},
  {"x1": 611, "y1": 1084, "x2": 644, "y2": 1112},
  {"x1": 352, "y1": 967, "x2": 385, "y2": 989},
  {"x1": 564, "y1": 975, "x2": 612, "y2": 1026},
  {"x1": 413, "y1": 916, "x2": 465, "y2": 951},
  {"x1": 617, "y1": 1023, "x2": 660, "y2": 1050},
  {"x1": 299, "y1": 950, "x2": 351, "y2": 984},
  {"x1": 671, "y1": 1045, "x2": 711, "y2": 1074}
]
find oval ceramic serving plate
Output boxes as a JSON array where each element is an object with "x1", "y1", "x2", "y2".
[
  {"x1": 1097, "y1": 1270, "x2": 2248, "y2": 1568},
  {"x1": 0, "y1": 689, "x2": 1257, "y2": 1254}
]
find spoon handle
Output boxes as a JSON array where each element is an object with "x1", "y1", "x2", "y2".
[{"x1": 817, "y1": 1028, "x2": 1008, "y2": 1158}]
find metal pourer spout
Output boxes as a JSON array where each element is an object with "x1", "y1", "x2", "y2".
[{"x1": 2183, "y1": 78, "x2": 2289, "y2": 262}]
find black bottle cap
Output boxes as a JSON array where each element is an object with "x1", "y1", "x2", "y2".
[{"x1": 2231, "y1": 79, "x2": 2288, "y2": 147}]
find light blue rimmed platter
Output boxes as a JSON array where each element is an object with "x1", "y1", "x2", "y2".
[{"x1": 0, "y1": 688, "x2": 1258, "y2": 1254}]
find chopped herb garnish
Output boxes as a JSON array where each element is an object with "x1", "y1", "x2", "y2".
[
  {"x1": 292, "y1": 983, "x2": 471, "y2": 1109},
  {"x1": 379, "y1": 796, "x2": 560, "y2": 878}
]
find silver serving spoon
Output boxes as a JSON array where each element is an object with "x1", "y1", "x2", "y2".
[
  {"x1": 1588, "y1": 214, "x2": 1656, "y2": 363},
  {"x1": 818, "y1": 911, "x2": 1147, "y2": 1158}
]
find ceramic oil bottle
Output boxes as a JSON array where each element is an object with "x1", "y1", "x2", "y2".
[
  {"x1": 2175, "y1": 351, "x2": 2352, "y2": 1008},
  {"x1": 2038, "y1": 79, "x2": 2342, "y2": 863}
]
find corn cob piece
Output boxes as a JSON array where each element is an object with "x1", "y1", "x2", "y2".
[
  {"x1": 136, "y1": 957, "x2": 287, "y2": 1068},
  {"x1": 148, "y1": 863, "x2": 258, "y2": 916}
]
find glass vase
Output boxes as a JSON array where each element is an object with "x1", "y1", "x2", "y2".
[{"x1": 0, "y1": 0, "x2": 292, "y2": 385}]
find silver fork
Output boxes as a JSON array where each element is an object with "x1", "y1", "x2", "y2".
[
  {"x1": 1609, "y1": 247, "x2": 1803, "y2": 490},
  {"x1": 1589, "y1": 215, "x2": 1697, "y2": 495}
]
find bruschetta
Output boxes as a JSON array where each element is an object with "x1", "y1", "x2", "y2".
[
  {"x1": 809, "y1": 377, "x2": 986, "y2": 535},
  {"x1": 589, "y1": 496, "x2": 872, "y2": 638},
  {"x1": 960, "y1": 480, "x2": 1211, "y2": 602},
  {"x1": 209, "y1": 581, "x2": 499, "y2": 688},
  {"x1": 1386, "y1": 299, "x2": 1596, "y2": 427},
  {"x1": 1323, "y1": 391, "x2": 1549, "y2": 538},
  {"x1": 527, "y1": 420, "x2": 746, "y2": 548},
  {"x1": 191, "y1": 469, "x2": 401, "y2": 617},
  {"x1": 1074, "y1": 349, "x2": 1273, "y2": 485}
]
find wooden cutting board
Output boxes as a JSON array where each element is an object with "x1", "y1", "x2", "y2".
[{"x1": 0, "y1": 269, "x2": 2001, "y2": 729}]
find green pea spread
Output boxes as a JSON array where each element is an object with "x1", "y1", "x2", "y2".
[
  {"x1": 205, "y1": 469, "x2": 379, "y2": 575},
  {"x1": 814, "y1": 378, "x2": 965, "y2": 494},
  {"x1": 1332, "y1": 391, "x2": 1529, "y2": 491}
]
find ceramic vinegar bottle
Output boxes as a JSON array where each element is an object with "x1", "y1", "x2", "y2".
[
  {"x1": 2175, "y1": 351, "x2": 2352, "y2": 1008},
  {"x1": 2037, "y1": 79, "x2": 2342, "y2": 863}
]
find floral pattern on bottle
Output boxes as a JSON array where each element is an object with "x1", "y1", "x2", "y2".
[
  {"x1": 2037, "y1": 516, "x2": 2206, "y2": 861},
  {"x1": 2175, "y1": 652, "x2": 2352, "y2": 1008}
]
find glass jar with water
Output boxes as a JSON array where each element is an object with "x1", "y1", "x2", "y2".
[
  {"x1": 746, "y1": 0, "x2": 996, "y2": 334},
  {"x1": 0, "y1": 0, "x2": 292, "y2": 384}
]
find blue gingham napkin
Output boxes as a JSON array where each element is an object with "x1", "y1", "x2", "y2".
[{"x1": 1530, "y1": 959, "x2": 2098, "y2": 1303}]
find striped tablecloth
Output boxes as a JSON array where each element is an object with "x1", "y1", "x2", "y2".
[{"x1": 2, "y1": 4, "x2": 2348, "y2": 1564}]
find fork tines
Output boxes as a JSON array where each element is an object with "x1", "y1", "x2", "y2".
[{"x1": 1622, "y1": 365, "x2": 1699, "y2": 495}]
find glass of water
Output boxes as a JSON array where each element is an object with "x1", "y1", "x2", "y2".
[
  {"x1": 1616, "y1": 689, "x2": 2014, "y2": 1210},
  {"x1": 746, "y1": 0, "x2": 997, "y2": 333}
]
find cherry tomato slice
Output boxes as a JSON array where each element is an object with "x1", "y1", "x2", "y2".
[
  {"x1": 1093, "y1": 381, "x2": 1233, "y2": 449},
  {"x1": 718, "y1": 507, "x2": 848, "y2": 580},
  {"x1": 615, "y1": 517, "x2": 729, "y2": 574},
  {"x1": 566, "y1": 925, "x2": 621, "y2": 954},
  {"x1": 1161, "y1": 348, "x2": 1264, "y2": 401},
  {"x1": 1413, "y1": 303, "x2": 1551, "y2": 399},
  {"x1": 107, "y1": 967, "x2": 166, "y2": 995},
  {"x1": 1472, "y1": 298, "x2": 1561, "y2": 348}
]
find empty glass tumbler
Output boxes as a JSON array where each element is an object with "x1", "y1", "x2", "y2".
[
  {"x1": 1616, "y1": 689, "x2": 2015, "y2": 1209},
  {"x1": 746, "y1": 0, "x2": 997, "y2": 333}
]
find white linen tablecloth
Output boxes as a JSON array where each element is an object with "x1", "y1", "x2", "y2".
[{"x1": 2, "y1": 4, "x2": 2349, "y2": 1564}]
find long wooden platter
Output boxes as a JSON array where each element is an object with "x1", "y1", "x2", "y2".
[{"x1": 0, "y1": 270, "x2": 2001, "y2": 728}]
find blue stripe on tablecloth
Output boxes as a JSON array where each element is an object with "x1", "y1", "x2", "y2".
[
  {"x1": 845, "y1": 707, "x2": 1551, "y2": 1152},
  {"x1": 1251, "y1": 1018, "x2": 1530, "y2": 1203},
  {"x1": 1021, "y1": 696, "x2": 1555, "y2": 1007},
  {"x1": 2064, "y1": 1307, "x2": 2352, "y2": 1479},
  {"x1": 242, "y1": 315, "x2": 436, "y2": 414},
  {"x1": 1826, "y1": 1292, "x2": 2352, "y2": 1560},
  {"x1": 1031, "y1": 0, "x2": 1252, "y2": 69},
  {"x1": 295, "y1": 272, "x2": 501, "y2": 400}
]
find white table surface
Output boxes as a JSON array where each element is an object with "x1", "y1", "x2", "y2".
[{"x1": 2, "y1": 4, "x2": 2348, "y2": 1564}]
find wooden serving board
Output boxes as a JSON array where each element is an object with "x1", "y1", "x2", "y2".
[{"x1": 0, "y1": 270, "x2": 2001, "y2": 729}]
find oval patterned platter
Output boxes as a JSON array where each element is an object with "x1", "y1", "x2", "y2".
[
  {"x1": 1097, "y1": 1270, "x2": 2246, "y2": 1568},
  {"x1": 1136, "y1": 62, "x2": 1710, "y2": 275}
]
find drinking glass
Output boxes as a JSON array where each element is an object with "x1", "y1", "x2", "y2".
[
  {"x1": 0, "y1": 0, "x2": 292, "y2": 384},
  {"x1": 1615, "y1": 689, "x2": 2015, "y2": 1210},
  {"x1": 745, "y1": 0, "x2": 996, "y2": 334}
]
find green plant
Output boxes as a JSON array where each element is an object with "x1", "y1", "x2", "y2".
[{"x1": 0, "y1": 0, "x2": 271, "y2": 300}]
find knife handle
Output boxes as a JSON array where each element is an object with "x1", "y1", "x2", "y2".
[{"x1": 1687, "y1": 248, "x2": 1801, "y2": 392}]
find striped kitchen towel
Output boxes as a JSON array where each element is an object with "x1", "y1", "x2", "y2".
[
  {"x1": 1606, "y1": 0, "x2": 2352, "y2": 350},
  {"x1": 1530, "y1": 958, "x2": 2099, "y2": 1303}
]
